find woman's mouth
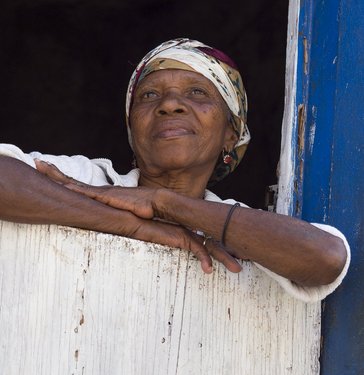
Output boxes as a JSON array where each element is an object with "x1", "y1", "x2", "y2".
[
  {"x1": 153, "y1": 120, "x2": 195, "y2": 139},
  {"x1": 155, "y1": 128, "x2": 194, "y2": 139}
]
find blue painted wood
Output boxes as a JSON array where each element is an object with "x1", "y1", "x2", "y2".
[
  {"x1": 297, "y1": 0, "x2": 340, "y2": 220},
  {"x1": 296, "y1": 0, "x2": 364, "y2": 374}
]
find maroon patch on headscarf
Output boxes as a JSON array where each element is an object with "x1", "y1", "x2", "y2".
[{"x1": 197, "y1": 46, "x2": 238, "y2": 69}]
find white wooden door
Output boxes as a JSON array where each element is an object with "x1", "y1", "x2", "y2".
[{"x1": 0, "y1": 221, "x2": 320, "y2": 375}]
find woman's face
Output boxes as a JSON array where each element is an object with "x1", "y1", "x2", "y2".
[{"x1": 129, "y1": 69, "x2": 237, "y2": 176}]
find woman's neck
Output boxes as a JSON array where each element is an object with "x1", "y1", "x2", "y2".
[{"x1": 138, "y1": 169, "x2": 210, "y2": 199}]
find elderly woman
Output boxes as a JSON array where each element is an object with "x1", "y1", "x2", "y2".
[{"x1": 0, "y1": 39, "x2": 350, "y2": 301}]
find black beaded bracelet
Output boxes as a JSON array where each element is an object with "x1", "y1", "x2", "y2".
[{"x1": 221, "y1": 203, "x2": 240, "y2": 246}]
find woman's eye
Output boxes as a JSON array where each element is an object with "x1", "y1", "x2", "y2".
[
  {"x1": 191, "y1": 88, "x2": 207, "y2": 96},
  {"x1": 141, "y1": 91, "x2": 158, "y2": 99}
]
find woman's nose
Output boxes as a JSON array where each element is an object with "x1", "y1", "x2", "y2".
[{"x1": 156, "y1": 92, "x2": 188, "y2": 115}]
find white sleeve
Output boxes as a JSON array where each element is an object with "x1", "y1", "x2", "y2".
[
  {"x1": 0, "y1": 143, "x2": 38, "y2": 168},
  {"x1": 0, "y1": 143, "x2": 110, "y2": 186},
  {"x1": 254, "y1": 223, "x2": 351, "y2": 303}
]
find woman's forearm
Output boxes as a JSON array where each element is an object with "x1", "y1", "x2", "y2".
[
  {"x1": 23, "y1": 159, "x2": 347, "y2": 282},
  {"x1": 155, "y1": 189, "x2": 347, "y2": 286},
  {"x1": 0, "y1": 155, "x2": 137, "y2": 235},
  {"x1": 0, "y1": 156, "x2": 218, "y2": 272}
]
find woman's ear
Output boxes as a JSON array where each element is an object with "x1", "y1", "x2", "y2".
[{"x1": 223, "y1": 124, "x2": 239, "y2": 151}]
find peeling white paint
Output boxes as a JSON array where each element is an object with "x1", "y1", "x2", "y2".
[
  {"x1": 308, "y1": 106, "x2": 317, "y2": 155},
  {"x1": 308, "y1": 123, "x2": 316, "y2": 155},
  {"x1": 0, "y1": 221, "x2": 321, "y2": 375},
  {"x1": 277, "y1": 0, "x2": 300, "y2": 215}
]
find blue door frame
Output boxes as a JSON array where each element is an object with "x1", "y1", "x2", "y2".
[{"x1": 294, "y1": 0, "x2": 364, "y2": 373}]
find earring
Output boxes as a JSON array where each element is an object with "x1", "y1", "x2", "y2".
[{"x1": 222, "y1": 150, "x2": 233, "y2": 164}]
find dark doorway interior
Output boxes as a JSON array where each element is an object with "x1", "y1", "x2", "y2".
[{"x1": 1, "y1": 0, "x2": 288, "y2": 208}]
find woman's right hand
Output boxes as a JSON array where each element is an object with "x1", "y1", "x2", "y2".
[{"x1": 35, "y1": 159, "x2": 158, "y2": 219}]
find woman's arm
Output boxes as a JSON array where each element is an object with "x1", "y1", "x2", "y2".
[
  {"x1": 0, "y1": 155, "x2": 133, "y2": 230},
  {"x1": 44, "y1": 166, "x2": 347, "y2": 287},
  {"x1": 155, "y1": 190, "x2": 347, "y2": 286},
  {"x1": 0, "y1": 155, "x2": 230, "y2": 273}
]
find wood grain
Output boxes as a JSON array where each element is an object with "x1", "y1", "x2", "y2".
[{"x1": 0, "y1": 221, "x2": 320, "y2": 375}]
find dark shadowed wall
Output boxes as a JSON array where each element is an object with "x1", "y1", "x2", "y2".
[{"x1": 0, "y1": 0, "x2": 288, "y2": 208}]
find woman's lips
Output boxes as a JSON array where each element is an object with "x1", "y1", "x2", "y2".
[
  {"x1": 153, "y1": 120, "x2": 195, "y2": 139},
  {"x1": 156, "y1": 128, "x2": 194, "y2": 139}
]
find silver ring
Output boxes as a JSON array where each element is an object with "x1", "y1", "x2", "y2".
[{"x1": 203, "y1": 236, "x2": 212, "y2": 246}]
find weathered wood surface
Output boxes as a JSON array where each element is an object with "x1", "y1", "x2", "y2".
[
  {"x1": 0, "y1": 220, "x2": 320, "y2": 375},
  {"x1": 277, "y1": 0, "x2": 300, "y2": 216}
]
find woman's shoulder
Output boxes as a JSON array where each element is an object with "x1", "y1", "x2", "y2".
[{"x1": 0, "y1": 143, "x2": 137, "y2": 186}]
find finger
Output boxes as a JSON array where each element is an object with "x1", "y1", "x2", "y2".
[
  {"x1": 134, "y1": 222, "x2": 213, "y2": 274},
  {"x1": 66, "y1": 185, "x2": 134, "y2": 211},
  {"x1": 205, "y1": 239, "x2": 242, "y2": 273},
  {"x1": 179, "y1": 230, "x2": 213, "y2": 273},
  {"x1": 189, "y1": 237, "x2": 213, "y2": 274},
  {"x1": 67, "y1": 186, "x2": 155, "y2": 219},
  {"x1": 64, "y1": 183, "x2": 103, "y2": 198},
  {"x1": 35, "y1": 159, "x2": 78, "y2": 185},
  {"x1": 65, "y1": 184, "x2": 118, "y2": 210}
]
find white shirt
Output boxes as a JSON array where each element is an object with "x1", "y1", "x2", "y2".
[{"x1": 0, "y1": 143, "x2": 351, "y2": 302}]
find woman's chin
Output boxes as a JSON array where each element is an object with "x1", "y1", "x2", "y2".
[
  {"x1": 140, "y1": 155, "x2": 216, "y2": 179},
  {"x1": 136, "y1": 141, "x2": 217, "y2": 175}
]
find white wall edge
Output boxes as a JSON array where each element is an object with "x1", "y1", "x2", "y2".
[{"x1": 277, "y1": 0, "x2": 300, "y2": 216}]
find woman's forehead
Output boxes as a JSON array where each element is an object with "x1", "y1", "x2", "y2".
[{"x1": 136, "y1": 69, "x2": 215, "y2": 88}]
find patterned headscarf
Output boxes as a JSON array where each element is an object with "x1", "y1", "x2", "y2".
[{"x1": 126, "y1": 38, "x2": 250, "y2": 185}]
